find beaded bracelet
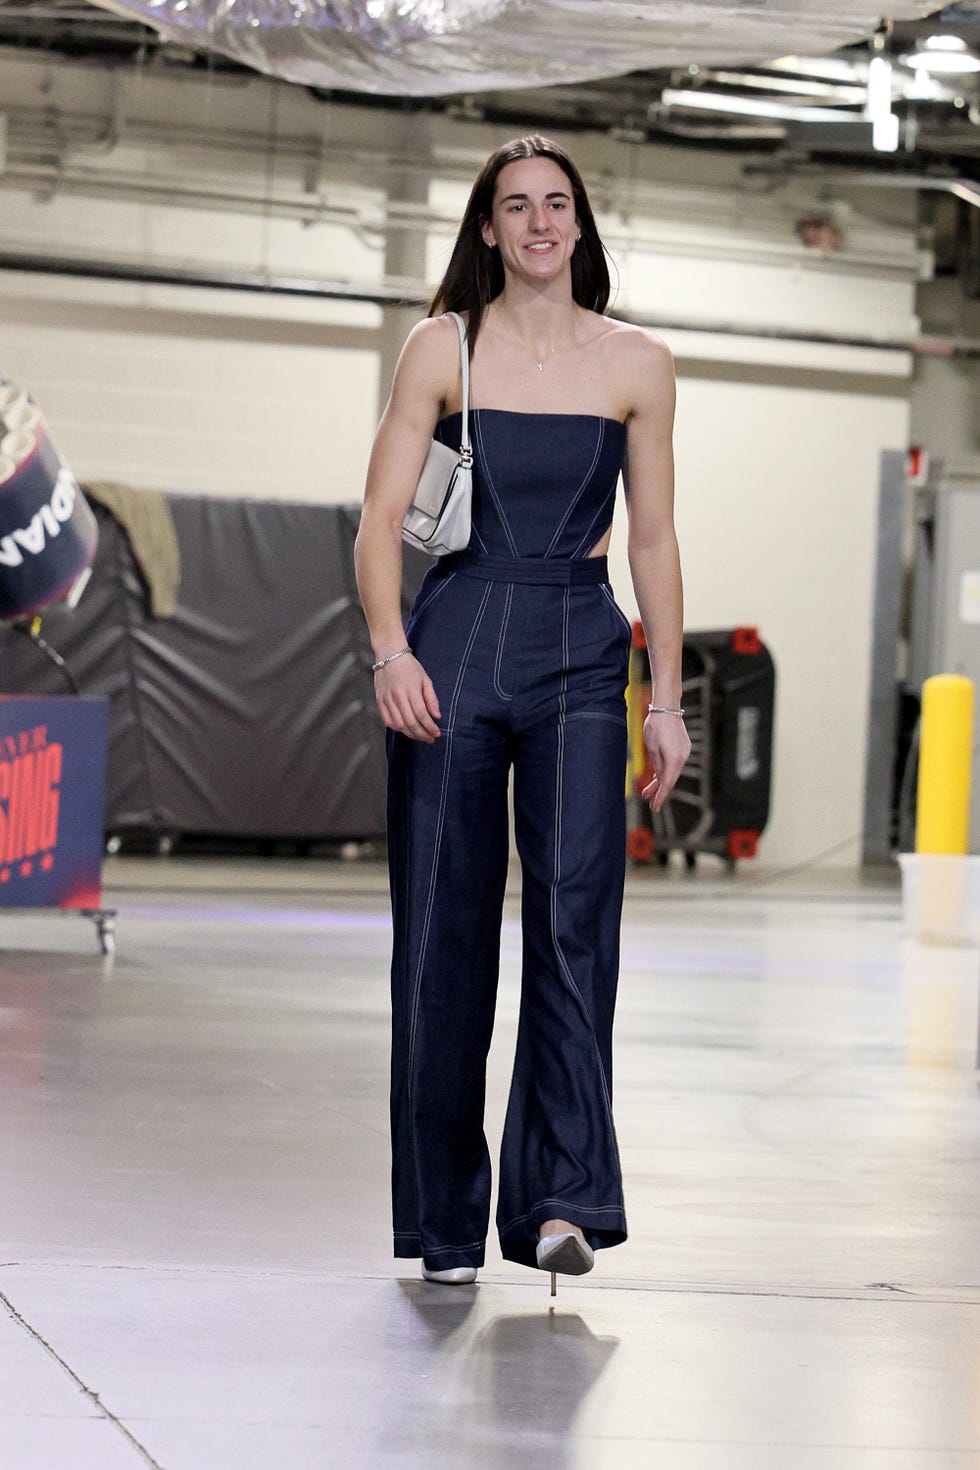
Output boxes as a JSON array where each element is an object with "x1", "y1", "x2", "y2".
[
  {"x1": 372, "y1": 646, "x2": 412, "y2": 673},
  {"x1": 647, "y1": 704, "x2": 685, "y2": 716}
]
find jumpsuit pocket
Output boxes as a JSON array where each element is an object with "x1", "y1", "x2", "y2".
[
  {"x1": 405, "y1": 570, "x2": 457, "y2": 641},
  {"x1": 492, "y1": 583, "x2": 514, "y2": 701},
  {"x1": 599, "y1": 584, "x2": 634, "y2": 651}
]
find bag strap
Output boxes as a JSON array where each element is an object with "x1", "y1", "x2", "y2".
[{"x1": 445, "y1": 311, "x2": 471, "y2": 458}]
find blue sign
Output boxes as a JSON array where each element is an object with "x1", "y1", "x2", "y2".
[{"x1": 0, "y1": 696, "x2": 108, "y2": 908}]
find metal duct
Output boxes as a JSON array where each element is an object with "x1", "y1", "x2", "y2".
[{"x1": 86, "y1": 1, "x2": 928, "y2": 97}]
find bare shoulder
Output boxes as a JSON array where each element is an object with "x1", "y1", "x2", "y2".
[
  {"x1": 401, "y1": 313, "x2": 462, "y2": 375},
  {"x1": 600, "y1": 318, "x2": 673, "y2": 373},
  {"x1": 595, "y1": 318, "x2": 674, "y2": 421},
  {"x1": 391, "y1": 313, "x2": 462, "y2": 418}
]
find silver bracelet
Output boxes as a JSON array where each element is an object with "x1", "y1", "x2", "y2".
[
  {"x1": 647, "y1": 704, "x2": 685, "y2": 716},
  {"x1": 372, "y1": 645, "x2": 412, "y2": 673}
]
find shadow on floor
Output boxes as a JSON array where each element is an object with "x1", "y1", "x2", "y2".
[{"x1": 394, "y1": 1279, "x2": 619, "y2": 1466}]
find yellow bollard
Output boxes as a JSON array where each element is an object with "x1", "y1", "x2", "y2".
[
  {"x1": 625, "y1": 643, "x2": 646, "y2": 797},
  {"x1": 915, "y1": 674, "x2": 975, "y2": 854}
]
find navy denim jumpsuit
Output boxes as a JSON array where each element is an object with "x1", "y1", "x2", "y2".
[{"x1": 387, "y1": 408, "x2": 632, "y2": 1273}]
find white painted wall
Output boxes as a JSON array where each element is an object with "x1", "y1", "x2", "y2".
[
  {"x1": 0, "y1": 48, "x2": 920, "y2": 868},
  {"x1": 620, "y1": 371, "x2": 908, "y2": 864},
  {"x1": 0, "y1": 280, "x2": 381, "y2": 498}
]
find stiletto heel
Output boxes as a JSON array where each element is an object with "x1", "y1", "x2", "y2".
[{"x1": 536, "y1": 1230, "x2": 595, "y2": 1292}]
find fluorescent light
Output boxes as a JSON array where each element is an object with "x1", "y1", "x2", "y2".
[
  {"x1": 921, "y1": 34, "x2": 968, "y2": 51},
  {"x1": 903, "y1": 34, "x2": 980, "y2": 73},
  {"x1": 866, "y1": 57, "x2": 898, "y2": 153},
  {"x1": 659, "y1": 89, "x2": 858, "y2": 123},
  {"x1": 866, "y1": 56, "x2": 892, "y2": 119},
  {"x1": 903, "y1": 50, "x2": 980, "y2": 72},
  {"x1": 872, "y1": 114, "x2": 899, "y2": 150}
]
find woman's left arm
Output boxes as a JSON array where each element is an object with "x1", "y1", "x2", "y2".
[{"x1": 622, "y1": 330, "x2": 691, "y2": 812}]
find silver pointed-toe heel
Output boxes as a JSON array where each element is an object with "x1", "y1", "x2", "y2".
[
  {"x1": 535, "y1": 1232, "x2": 595, "y2": 1297},
  {"x1": 420, "y1": 1264, "x2": 478, "y2": 1284}
]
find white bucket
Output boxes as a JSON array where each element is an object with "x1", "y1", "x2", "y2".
[{"x1": 897, "y1": 854, "x2": 980, "y2": 945}]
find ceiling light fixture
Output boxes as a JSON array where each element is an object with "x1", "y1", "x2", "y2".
[
  {"x1": 658, "y1": 89, "x2": 858, "y2": 124},
  {"x1": 866, "y1": 56, "x2": 898, "y2": 152},
  {"x1": 903, "y1": 33, "x2": 980, "y2": 74}
]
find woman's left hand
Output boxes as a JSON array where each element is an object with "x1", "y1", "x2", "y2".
[{"x1": 641, "y1": 713, "x2": 692, "y2": 812}]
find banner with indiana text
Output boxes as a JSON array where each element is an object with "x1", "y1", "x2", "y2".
[{"x1": 0, "y1": 696, "x2": 109, "y2": 909}]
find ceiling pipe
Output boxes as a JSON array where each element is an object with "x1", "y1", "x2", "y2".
[
  {"x1": 837, "y1": 173, "x2": 980, "y2": 209},
  {"x1": 1, "y1": 247, "x2": 976, "y2": 355},
  {"x1": 746, "y1": 165, "x2": 980, "y2": 210},
  {"x1": 0, "y1": 249, "x2": 415, "y2": 304},
  {"x1": 0, "y1": 159, "x2": 915, "y2": 275}
]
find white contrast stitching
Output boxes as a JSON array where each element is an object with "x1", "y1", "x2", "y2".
[
  {"x1": 549, "y1": 587, "x2": 616, "y2": 1126},
  {"x1": 598, "y1": 582, "x2": 633, "y2": 639},
  {"x1": 499, "y1": 1200, "x2": 625, "y2": 1234},
  {"x1": 572, "y1": 485, "x2": 616, "y2": 559},
  {"x1": 424, "y1": 1240, "x2": 485, "y2": 1253},
  {"x1": 395, "y1": 1235, "x2": 487, "y2": 1254},
  {"x1": 474, "y1": 413, "x2": 519, "y2": 556},
  {"x1": 406, "y1": 581, "x2": 494, "y2": 1107},
  {"x1": 545, "y1": 419, "x2": 604, "y2": 556},
  {"x1": 565, "y1": 710, "x2": 625, "y2": 726},
  {"x1": 492, "y1": 582, "x2": 514, "y2": 701},
  {"x1": 406, "y1": 571, "x2": 458, "y2": 635}
]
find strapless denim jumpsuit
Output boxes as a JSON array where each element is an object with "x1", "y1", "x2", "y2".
[{"x1": 387, "y1": 408, "x2": 633, "y2": 1272}]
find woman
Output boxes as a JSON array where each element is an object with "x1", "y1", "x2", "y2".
[{"x1": 354, "y1": 135, "x2": 689, "y2": 1290}]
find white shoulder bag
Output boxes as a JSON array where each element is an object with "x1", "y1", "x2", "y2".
[{"x1": 401, "y1": 311, "x2": 472, "y2": 557}]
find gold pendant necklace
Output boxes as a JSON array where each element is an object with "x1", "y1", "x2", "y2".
[{"x1": 491, "y1": 306, "x2": 575, "y2": 371}]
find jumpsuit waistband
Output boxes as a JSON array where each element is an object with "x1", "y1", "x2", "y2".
[{"x1": 442, "y1": 551, "x2": 609, "y2": 586}]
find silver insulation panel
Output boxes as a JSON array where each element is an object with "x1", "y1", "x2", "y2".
[{"x1": 87, "y1": 1, "x2": 929, "y2": 96}]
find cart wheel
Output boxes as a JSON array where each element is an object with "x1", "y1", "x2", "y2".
[
  {"x1": 105, "y1": 834, "x2": 122, "y2": 855},
  {"x1": 95, "y1": 912, "x2": 117, "y2": 957},
  {"x1": 158, "y1": 834, "x2": 174, "y2": 856},
  {"x1": 685, "y1": 852, "x2": 696, "y2": 871}
]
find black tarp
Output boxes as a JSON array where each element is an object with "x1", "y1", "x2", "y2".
[{"x1": 0, "y1": 494, "x2": 429, "y2": 841}]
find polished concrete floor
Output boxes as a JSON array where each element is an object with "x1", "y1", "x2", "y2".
[{"x1": 0, "y1": 856, "x2": 978, "y2": 1470}]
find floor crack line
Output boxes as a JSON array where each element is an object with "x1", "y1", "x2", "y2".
[{"x1": 0, "y1": 1287, "x2": 166, "y2": 1469}]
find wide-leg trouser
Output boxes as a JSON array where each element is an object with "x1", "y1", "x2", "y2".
[{"x1": 387, "y1": 553, "x2": 631, "y2": 1272}]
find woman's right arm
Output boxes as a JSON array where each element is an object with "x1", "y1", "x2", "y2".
[{"x1": 353, "y1": 317, "x2": 452, "y2": 744}]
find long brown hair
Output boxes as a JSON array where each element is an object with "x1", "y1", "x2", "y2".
[{"x1": 428, "y1": 135, "x2": 611, "y2": 356}]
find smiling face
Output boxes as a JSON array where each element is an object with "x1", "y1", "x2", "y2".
[{"x1": 480, "y1": 155, "x2": 581, "y2": 285}]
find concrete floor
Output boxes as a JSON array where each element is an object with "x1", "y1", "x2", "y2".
[{"x1": 0, "y1": 856, "x2": 978, "y2": 1470}]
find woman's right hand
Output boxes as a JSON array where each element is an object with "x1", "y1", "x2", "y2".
[{"x1": 374, "y1": 654, "x2": 443, "y2": 743}]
